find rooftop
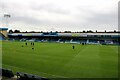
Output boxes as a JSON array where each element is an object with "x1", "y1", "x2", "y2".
[{"x1": 0, "y1": 28, "x2": 8, "y2": 30}]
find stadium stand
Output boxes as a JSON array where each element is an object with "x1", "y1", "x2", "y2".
[
  {"x1": 0, "y1": 33, "x2": 5, "y2": 40},
  {"x1": 0, "y1": 68, "x2": 49, "y2": 80},
  {"x1": 17, "y1": 72, "x2": 49, "y2": 80},
  {"x1": 1, "y1": 68, "x2": 14, "y2": 78},
  {"x1": 7, "y1": 32, "x2": 120, "y2": 45},
  {"x1": 0, "y1": 28, "x2": 8, "y2": 38}
]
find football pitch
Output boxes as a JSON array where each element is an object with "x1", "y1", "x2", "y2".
[{"x1": 1, "y1": 41, "x2": 118, "y2": 78}]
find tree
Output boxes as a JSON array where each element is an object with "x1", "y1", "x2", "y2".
[
  {"x1": 8, "y1": 30, "x2": 13, "y2": 33},
  {"x1": 55, "y1": 31, "x2": 58, "y2": 33},
  {"x1": 87, "y1": 30, "x2": 93, "y2": 33},
  {"x1": 14, "y1": 30, "x2": 20, "y2": 33},
  {"x1": 105, "y1": 30, "x2": 106, "y2": 32},
  {"x1": 114, "y1": 30, "x2": 116, "y2": 32},
  {"x1": 64, "y1": 31, "x2": 71, "y2": 33},
  {"x1": 96, "y1": 30, "x2": 97, "y2": 32},
  {"x1": 83, "y1": 30, "x2": 85, "y2": 33}
]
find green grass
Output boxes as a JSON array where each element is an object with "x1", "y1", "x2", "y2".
[{"x1": 2, "y1": 41, "x2": 118, "y2": 78}]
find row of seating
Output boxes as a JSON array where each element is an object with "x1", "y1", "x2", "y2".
[
  {"x1": 0, "y1": 68, "x2": 49, "y2": 80},
  {"x1": 9, "y1": 38, "x2": 120, "y2": 45},
  {"x1": 0, "y1": 68, "x2": 14, "y2": 78},
  {"x1": 17, "y1": 72, "x2": 49, "y2": 80}
]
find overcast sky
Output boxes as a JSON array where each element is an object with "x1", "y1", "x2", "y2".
[{"x1": 0, "y1": 0, "x2": 119, "y2": 32}]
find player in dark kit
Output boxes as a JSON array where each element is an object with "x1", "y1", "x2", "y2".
[
  {"x1": 33, "y1": 42, "x2": 34, "y2": 46},
  {"x1": 32, "y1": 47, "x2": 34, "y2": 50},
  {"x1": 25, "y1": 42, "x2": 27, "y2": 46},
  {"x1": 31, "y1": 42, "x2": 34, "y2": 50},
  {"x1": 73, "y1": 45, "x2": 75, "y2": 49}
]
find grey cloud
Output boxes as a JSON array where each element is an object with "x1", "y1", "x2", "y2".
[
  {"x1": 30, "y1": 3, "x2": 70, "y2": 14},
  {"x1": 11, "y1": 15, "x2": 50, "y2": 25},
  {"x1": 88, "y1": 12, "x2": 117, "y2": 25},
  {"x1": 0, "y1": 0, "x2": 118, "y2": 31}
]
